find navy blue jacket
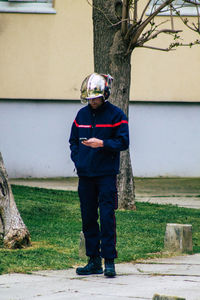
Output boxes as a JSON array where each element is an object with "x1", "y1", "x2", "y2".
[{"x1": 69, "y1": 101, "x2": 129, "y2": 177}]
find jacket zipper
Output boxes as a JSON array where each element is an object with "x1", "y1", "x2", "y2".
[{"x1": 91, "y1": 112, "x2": 96, "y2": 137}]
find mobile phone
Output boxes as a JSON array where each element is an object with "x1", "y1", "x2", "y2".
[{"x1": 79, "y1": 137, "x2": 88, "y2": 141}]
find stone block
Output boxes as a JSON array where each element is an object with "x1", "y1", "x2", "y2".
[
  {"x1": 0, "y1": 217, "x2": 3, "y2": 234},
  {"x1": 79, "y1": 231, "x2": 86, "y2": 259},
  {"x1": 164, "y1": 223, "x2": 193, "y2": 253},
  {"x1": 0, "y1": 217, "x2": 3, "y2": 241},
  {"x1": 153, "y1": 294, "x2": 185, "y2": 300}
]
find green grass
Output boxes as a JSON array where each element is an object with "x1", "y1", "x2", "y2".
[{"x1": 0, "y1": 185, "x2": 199, "y2": 274}]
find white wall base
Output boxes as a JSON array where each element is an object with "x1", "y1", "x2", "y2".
[{"x1": 0, "y1": 100, "x2": 199, "y2": 178}]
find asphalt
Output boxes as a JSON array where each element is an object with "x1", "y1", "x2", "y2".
[{"x1": 1, "y1": 178, "x2": 199, "y2": 300}]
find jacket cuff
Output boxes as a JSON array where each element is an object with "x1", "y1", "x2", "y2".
[
  {"x1": 103, "y1": 139, "x2": 113, "y2": 150},
  {"x1": 102, "y1": 139, "x2": 108, "y2": 148}
]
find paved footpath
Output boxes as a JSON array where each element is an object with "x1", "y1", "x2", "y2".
[{"x1": 1, "y1": 254, "x2": 200, "y2": 300}]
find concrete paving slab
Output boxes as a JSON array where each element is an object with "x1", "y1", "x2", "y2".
[
  {"x1": 1, "y1": 254, "x2": 200, "y2": 300},
  {"x1": 141, "y1": 253, "x2": 200, "y2": 265},
  {"x1": 10, "y1": 178, "x2": 78, "y2": 191},
  {"x1": 136, "y1": 197, "x2": 200, "y2": 209}
]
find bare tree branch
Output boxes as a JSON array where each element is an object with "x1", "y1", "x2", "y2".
[
  {"x1": 170, "y1": 4, "x2": 175, "y2": 30},
  {"x1": 173, "y1": 41, "x2": 200, "y2": 47},
  {"x1": 91, "y1": 0, "x2": 200, "y2": 56},
  {"x1": 154, "y1": 19, "x2": 170, "y2": 28},
  {"x1": 195, "y1": 1, "x2": 200, "y2": 31},
  {"x1": 137, "y1": 22, "x2": 161, "y2": 45},
  {"x1": 138, "y1": 45, "x2": 173, "y2": 51},
  {"x1": 138, "y1": 39, "x2": 200, "y2": 52},
  {"x1": 128, "y1": 0, "x2": 174, "y2": 49},
  {"x1": 121, "y1": 0, "x2": 129, "y2": 36},
  {"x1": 110, "y1": 18, "x2": 129, "y2": 28},
  {"x1": 133, "y1": 0, "x2": 138, "y2": 22},
  {"x1": 150, "y1": 28, "x2": 182, "y2": 39},
  {"x1": 139, "y1": 0, "x2": 153, "y2": 23},
  {"x1": 138, "y1": 29, "x2": 182, "y2": 45},
  {"x1": 171, "y1": 5, "x2": 200, "y2": 33}
]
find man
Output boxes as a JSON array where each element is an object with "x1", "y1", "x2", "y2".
[{"x1": 69, "y1": 73, "x2": 129, "y2": 277}]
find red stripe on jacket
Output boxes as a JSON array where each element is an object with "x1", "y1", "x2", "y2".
[
  {"x1": 74, "y1": 119, "x2": 128, "y2": 128},
  {"x1": 74, "y1": 120, "x2": 92, "y2": 128},
  {"x1": 96, "y1": 120, "x2": 128, "y2": 127}
]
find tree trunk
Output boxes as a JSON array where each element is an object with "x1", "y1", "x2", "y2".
[
  {"x1": 93, "y1": 0, "x2": 136, "y2": 209},
  {"x1": 0, "y1": 152, "x2": 31, "y2": 249}
]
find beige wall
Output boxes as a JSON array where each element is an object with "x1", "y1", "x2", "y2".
[
  {"x1": 0, "y1": 0, "x2": 199, "y2": 102},
  {"x1": 131, "y1": 17, "x2": 200, "y2": 102},
  {"x1": 0, "y1": 0, "x2": 93, "y2": 99}
]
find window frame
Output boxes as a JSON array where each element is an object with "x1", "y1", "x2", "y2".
[
  {"x1": 0, "y1": 0, "x2": 56, "y2": 14},
  {"x1": 146, "y1": 0, "x2": 200, "y2": 16}
]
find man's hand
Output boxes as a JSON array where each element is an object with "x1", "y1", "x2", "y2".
[{"x1": 82, "y1": 138, "x2": 104, "y2": 148}]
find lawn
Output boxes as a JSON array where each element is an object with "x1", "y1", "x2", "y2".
[{"x1": 0, "y1": 185, "x2": 199, "y2": 274}]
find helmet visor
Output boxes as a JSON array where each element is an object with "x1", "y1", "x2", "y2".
[{"x1": 80, "y1": 73, "x2": 105, "y2": 100}]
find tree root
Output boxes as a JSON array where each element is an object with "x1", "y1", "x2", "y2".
[{"x1": 4, "y1": 228, "x2": 31, "y2": 249}]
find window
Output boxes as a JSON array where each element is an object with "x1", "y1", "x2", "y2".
[
  {"x1": 147, "y1": 0, "x2": 200, "y2": 16},
  {"x1": 0, "y1": 0, "x2": 56, "y2": 14}
]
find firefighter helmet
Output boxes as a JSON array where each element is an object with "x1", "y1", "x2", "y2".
[{"x1": 80, "y1": 73, "x2": 113, "y2": 103}]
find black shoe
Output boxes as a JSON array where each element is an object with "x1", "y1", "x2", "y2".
[
  {"x1": 104, "y1": 259, "x2": 116, "y2": 277},
  {"x1": 76, "y1": 256, "x2": 103, "y2": 275}
]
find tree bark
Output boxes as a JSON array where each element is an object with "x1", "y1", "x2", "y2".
[
  {"x1": 0, "y1": 152, "x2": 31, "y2": 249},
  {"x1": 93, "y1": 0, "x2": 136, "y2": 209}
]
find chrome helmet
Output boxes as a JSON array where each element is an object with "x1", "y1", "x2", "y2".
[{"x1": 80, "y1": 73, "x2": 113, "y2": 103}]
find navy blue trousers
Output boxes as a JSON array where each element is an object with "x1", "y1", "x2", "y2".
[{"x1": 78, "y1": 175, "x2": 118, "y2": 259}]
